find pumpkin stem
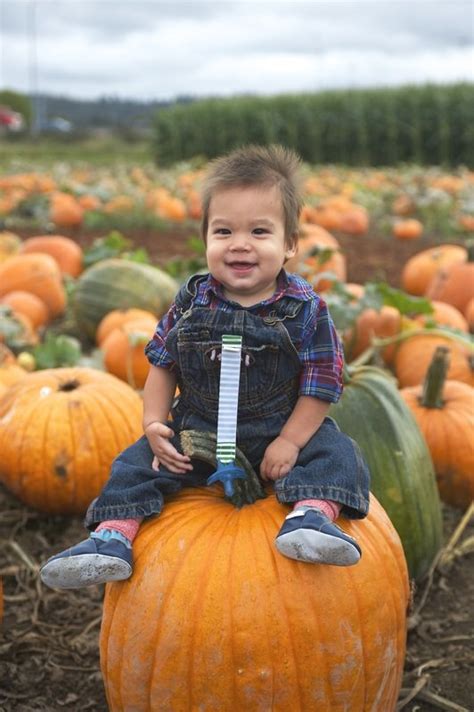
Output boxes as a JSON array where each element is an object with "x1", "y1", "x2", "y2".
[
  {"x1": 180, "y1": 429, "x2": 266, "y2": 507},
  {"x1": 58, "y1": 379, "x2": 80, "y2": 392},
  {"x1": 419, "y1": 346, "x2": 450, "y2": 409}
]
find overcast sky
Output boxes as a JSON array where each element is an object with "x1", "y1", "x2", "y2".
[{"x1": 1, "y1": 0, "x2": 473, "y2": 102}]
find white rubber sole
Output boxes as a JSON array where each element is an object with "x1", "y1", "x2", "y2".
[
  {"x1": 275, "y1": 529, "x2": 361, "y2": 566},
  {"x1": 40, "y1": 553, "x2": 132, "y2": 589}
]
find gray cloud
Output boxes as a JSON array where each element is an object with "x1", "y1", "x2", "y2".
[{"x1": 1, "y1": 0, "x2": 472, "y2": 100}]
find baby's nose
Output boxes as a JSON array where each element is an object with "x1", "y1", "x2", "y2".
[{"x1": 230, "y1": 234, "x2": 250, "y2": 249}]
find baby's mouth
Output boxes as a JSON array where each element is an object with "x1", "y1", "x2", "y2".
[{"x1": 227, "y1": 261, "x2": 256, "y2": 270}]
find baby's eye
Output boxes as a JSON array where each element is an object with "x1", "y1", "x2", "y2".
[
  {"x1": 214, "y1": 228, "x2": 231, "y2": 236},
  {"x1": 253, "y1": 227, "x2": 269, "y2": 236}
]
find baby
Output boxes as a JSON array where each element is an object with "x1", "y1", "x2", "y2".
[{"x1": 41, "y1": 144, "x2": 370, "y2": 589}]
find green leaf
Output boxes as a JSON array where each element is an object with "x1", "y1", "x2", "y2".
[
  {"x1": 33, "y1": 333, "x2": 82, "y2": 369},
  {"x1": 372, "y1": 282, "x2": 433, "y2": 315},
  {"x1": 83, "y1": 230, "x2": 132, "y2": 267}
]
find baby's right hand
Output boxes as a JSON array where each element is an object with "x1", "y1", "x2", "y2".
[{"x1": 144, "y1": 421, "x2": 193, "y2": 474}]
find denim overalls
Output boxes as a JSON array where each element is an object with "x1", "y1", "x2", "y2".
[{"x1": 84, "y1": 278, "x2": 370, "y2": 529}]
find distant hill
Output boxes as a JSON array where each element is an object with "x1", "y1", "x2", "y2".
[{"x1": 31, "y1": 93, "x2": 195, "y2": 132}]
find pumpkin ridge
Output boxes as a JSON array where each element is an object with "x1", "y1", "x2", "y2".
[
  {"x1": 77, "y1": 389, "x2": 115, "y2": 493},
  {"x1": 186, "y1": 507, "x2": 238, "y2": 710},
  {"x1": 365, "y1": 515, "x2": 405, "y2": 704},
  {"x1": 135, "y1": 507, "x2": 229, "y2": 710},
  {"x1": 45, "y1": 388, "x2": 77, "y2": 512},
  {"x1": 14, "y1": 396, "x2": 41, "y2": 502},
  {"x1": 108, "y1": 380, "x2": 145, "y2": 438},
  {"x1": 91, "y1": 385, "x2": 133, "y2": 454},
  {"x1": 46, "y1": 391, "x2": 72, "y2": 513},
  {"x1": 259, "y1": 507, "x2": 305, "y2": 706}
]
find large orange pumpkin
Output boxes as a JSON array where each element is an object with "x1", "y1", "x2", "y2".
[
  {"x1": 394, "y1": 333, "x2": 474, "y2": 388},
  {"x1": 401, "y1": 244, "x2": 467, "y2": 296},
  {"x1": 400, "y1": 347, "x2": 474, "y2": 509},
  {"x1": 101, "y1": 486, "x2": 409, "y2": 712},
  {"x1": 0, "y1": 368, "x2": 143, "y2": 514},
  {"x1": 426, "y1": 242, "x2": 474, "y2": 313},
  {"x1": 0, "y1": 253, "x2": 66, "y2": 319},
  {"x1": 20, "y1": 235, "x2": 84, "y2": 277}
]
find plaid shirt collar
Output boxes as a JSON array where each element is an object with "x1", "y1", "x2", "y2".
[{"x1": 196, "y1": 270, "x2": 314, "y2": 308}]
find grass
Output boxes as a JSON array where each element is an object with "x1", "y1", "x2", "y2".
[{"x1": 0, "y1": 136, "x2": 152, "y2": 171}]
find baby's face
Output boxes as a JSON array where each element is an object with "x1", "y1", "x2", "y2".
[{"x1": 206, "y1": 185, "x2": 296, "y2": 307}]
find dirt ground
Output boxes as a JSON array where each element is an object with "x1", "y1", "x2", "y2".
[{"x1": 0, "y1": 225, "x2": 473, "y2": 711}]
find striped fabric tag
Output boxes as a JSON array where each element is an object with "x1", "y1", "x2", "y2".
[{"x1": 216, "y1": 334, "x2": 243, "y2": 463}]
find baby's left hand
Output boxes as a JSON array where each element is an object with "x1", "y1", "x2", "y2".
[{"x1": 260, "y1": 436, "x2": 300, "y2": 481}]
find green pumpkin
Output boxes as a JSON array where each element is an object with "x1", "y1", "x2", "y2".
[
  {"x1": 73, "y1": 259, "x2": 178, "y2": 340},
  {"x1": 330, "y1": 365, "x2": 442, "y2": 581}
]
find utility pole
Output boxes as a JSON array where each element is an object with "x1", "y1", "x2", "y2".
[{"x1": 28, "y1": 0, "x2": 40, "y2": 136}]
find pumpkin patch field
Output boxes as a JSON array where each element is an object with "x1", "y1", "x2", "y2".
[{"x1": 0, "y1": 157, "x2": 473, "y2": 711}]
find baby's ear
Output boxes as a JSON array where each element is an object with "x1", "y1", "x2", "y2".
[{"x1": 284, "y1": 236, "x2": 298, "y2": 260}]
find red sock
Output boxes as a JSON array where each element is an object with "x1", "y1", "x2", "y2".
[
  {"x1": 95, "y1": 518, "x2": 143, "y2": 543},
  {"x1": 294, "y1": 499, "x2": 341, "y2": 521}
]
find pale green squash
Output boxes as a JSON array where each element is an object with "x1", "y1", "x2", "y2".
[{"x1": 73, "y1": 259, "x2": 178, "y2": 340}]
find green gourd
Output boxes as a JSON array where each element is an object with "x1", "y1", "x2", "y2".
[
  {"x1": 330, "y1": 364, "x2": 443, "y2": 581},
  {"x1": 73, "y1": 259, "x2": 178, "y2": 340}
]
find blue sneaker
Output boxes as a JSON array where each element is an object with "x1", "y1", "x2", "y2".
[
  {"x1": 275, "y1": 508, "x2": 361, "y2": 566},
  {"x1": 40, "y1": 536, "x2": 133, "y2": 589}
]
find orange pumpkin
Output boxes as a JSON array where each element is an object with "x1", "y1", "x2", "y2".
[
  {"x1": 96, "y1": 308, "x2": 157, "y2": 346},
  {"x1": 104, "y1": 195, "x2": 135, "y2": 214},
  {"x1": 344, "y1": 305, "x2": 406, "y2": 364},
  {"x1": 400, "y1": 346, "x2": 474, "y2": 509},
  {"x1": 0, "y1": 368, "x2": 143, "y2": 514},
  {"x1": 101, "y1": 317, "x2": 156, "y2": 389},
  {"x1": 49, "y1": 192, "x2": 84, "y2": 228},
  {"x1": 392, "y1": 219, "x2": 423, "y2": 241},
  {"x1": 426, "y1": 242, "x2": 474, "y2": 313},
  {"x1": 0, "y1": 253, "x2": 66, "y2": 319},
  {"x1": 338, "y1": 205, "x2": 369, "y2": 235},
  {"x1": 101, "y1": 487, "x2": 409, "y2": 712},
  {"x1": 394, "y1": 333, "x2": 474, "y2": 388},
  {"x1": 287, "y1": 225, "x2": 345, "y2": 291},
  {"x1": 20, "y1": 235, "x2": 83, "y2": 277},
  {"x1": 414, "y1": 300, "x2": 468, "y2": 333},
  {"x1": 0, "y1": 290, "x2": 49, "y2": 330},
  {"x1": 401, "y1": 244, "x2": 467, "y2": 296},
  {"x1": 77, "y1": 194, "x2": 102, "y2": 211}
]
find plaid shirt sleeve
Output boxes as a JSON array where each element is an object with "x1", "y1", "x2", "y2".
[
  {"x1": 144, "y1": 301, "x2": 179, "y2": 369},
  {"x1": 298, "y1": 296, "x2": 344, "y2": 403}
]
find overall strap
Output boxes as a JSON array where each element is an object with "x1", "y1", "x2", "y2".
[
  {"x1": 206, "y1": 334, "x2": 247, "y2": 497},
  {"x1": 216, "y1": 334, "x2": 243, "y2": 463}
]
